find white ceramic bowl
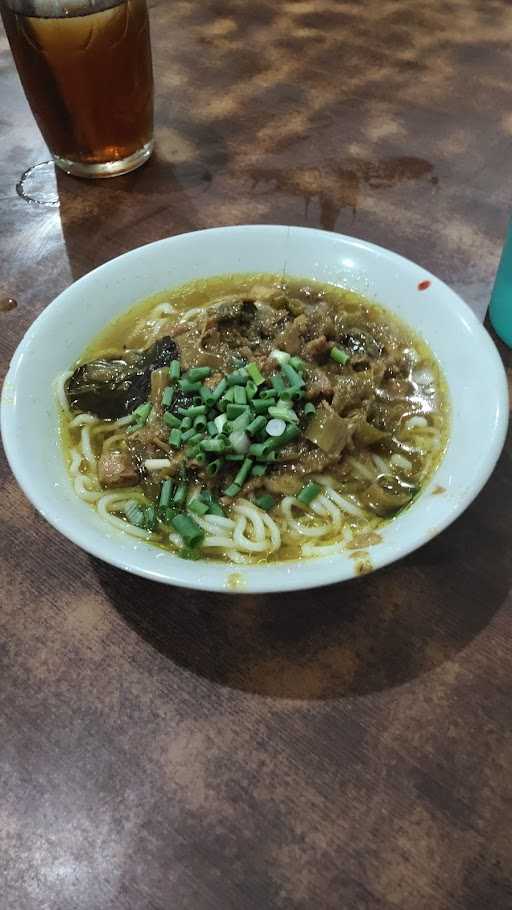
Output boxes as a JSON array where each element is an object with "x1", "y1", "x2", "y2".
[{"x1": 1, "y1": 226, "x2": 508, "y2": 593}]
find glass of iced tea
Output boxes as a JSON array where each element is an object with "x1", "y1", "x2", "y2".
[{"x1": 1, "y1": 0, "x2": 154, "y2": 178}]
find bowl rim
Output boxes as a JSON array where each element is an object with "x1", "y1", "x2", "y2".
[{"x1": 1, "y1": 224, "x2": 509, "y2": 593}]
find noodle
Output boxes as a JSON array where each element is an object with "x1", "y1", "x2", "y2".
[
  {"x1": 69, "y1": 412, "x2": 97, "y2": 428},
  {"x1": 281, "y1": 496, "x2": 333, "y2": 538},
  {"x1": 97, "y1": 492, "x2": 153, "y2": 539},
  {"x1": 80, "y1": 426, "x2": 96, "y2": 471},
  {"x1": 69, "y1": 448, "x2": 83, "y2": 475},
  {"x1": 54, "y1": 371, "x2": 73, "y2": 411},
  {"x1": 74, "y1": 475, "x2": 102, "y2": 503},
  {"x1": 59, "y1": 272, "x2": 448, "y2": 563}
]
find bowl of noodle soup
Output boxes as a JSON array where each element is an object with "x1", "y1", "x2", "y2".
[{"x1": 1, "y1": 226, "x2": 508, "y2": 593}]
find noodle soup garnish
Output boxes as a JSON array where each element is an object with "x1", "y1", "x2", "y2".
[{"x1": 58, "y1": 274, "x2": 449, "y2": 562}]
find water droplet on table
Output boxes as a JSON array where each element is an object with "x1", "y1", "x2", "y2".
[{"x1": 16, "y1": 161, "x2": 60, "y2": 207}]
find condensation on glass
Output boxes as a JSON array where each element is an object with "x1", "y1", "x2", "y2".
[{"x1": 2, "y1": 0, "x2": 154, "y2": 177}]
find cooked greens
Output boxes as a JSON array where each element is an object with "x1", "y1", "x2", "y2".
[{"x1": 66, "y1": 336, "x2": 178, "y2": 419}]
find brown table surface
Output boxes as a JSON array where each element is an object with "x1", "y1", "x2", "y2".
[{"x1": 2, "y1": 1, "x2": 512, "y2": 908}]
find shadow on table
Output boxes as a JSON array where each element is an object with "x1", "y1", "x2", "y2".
[
  {"x1": 93, "y1": 439, "x2": 512, "y2": 701},
  {"x1": 55, "y1": 118, "x2": 227, "y2": 281}
]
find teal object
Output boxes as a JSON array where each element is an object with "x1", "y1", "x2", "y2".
[{"x1": 490, "y1": 221, "x2": 512, "y2": 346}]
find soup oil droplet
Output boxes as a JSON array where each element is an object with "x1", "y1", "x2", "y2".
[
  {"x1": 417, "y1": 279, "x2": 431, "y2": 291},
  {"x1": 0, "y1": 297, "x2": 18, "y2": 312}
]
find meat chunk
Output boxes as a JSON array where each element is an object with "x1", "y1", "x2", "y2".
[
  {"x1": 331, "y1": 372, "x2": 375, "y2": 414},
  {"x1": 304, "y1": 366, "x2": 333, "y2": 401},
  {"x1": 98, "y1": 450, "x2": 138, "y2": 488},
  {"x1": 307, "y1": 302, "x2": 334, "y2": 338},
  {"x1": 303, "y1": 335, "x2": 331, "y2": 362},
  {"x1": 276, "y1": 315, "x2": 308, "y2": 354},
  {"x1": 263, "y1": 473, "x2": 303, "y2": 496}
]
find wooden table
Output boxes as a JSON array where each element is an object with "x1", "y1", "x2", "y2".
[{"x1": 2, "y1": 2, "x2": 512, "y2": 907}]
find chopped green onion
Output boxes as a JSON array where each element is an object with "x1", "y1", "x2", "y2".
[
  {"x1": 304, "y1": 402, "x2": 316, "y2": 416},
  {"x1": 223, "y1": 387, "x2": 235, "y2": 403},
  {"x1": 159, "y1": 478, "x2": 173, "y2": 508},
  {"x1": 125, "y1": 500, "x2": 144, "y2": 527},
  {"x1": 289, "y1": 356, "x2": 304, "y2": 371},
  {"x1": 169, "y1": 428, "x2": 182, "y2": 447},
  {"x1": 251, "y1": 463, "x2": 267, "y2": 477},
  {"x1": 164, "y1": 411, "x2": 181, "y2": 429},
  {"x1": 226, "y1": 370, "x2": 248, "y2": 386},
  {"x1": 207, "y1": 501, "x2": 225, "y2": 517},
  {"x1": 200, "y1": 437, "x2": 227, "y2": 453},
  {"x1": 187, "y1": 432, "x2": 203, "y2": 447},
  {"x1": 226, "y1": 403, "x2": 248, "y2": 420},
  {"x1": 246, "y1": 362, "x2": 265, "y2": 385},
  {"x1": 330, "y1": 346, "x2": 350, "y2": 365},
  {"x1": 194, "y1": 415, "x2": 207, "y2": 431},
  {"x1": 263, "y1": 424, "x2": 300, "y2": 451},
  {"x1": 187, "y1": 366, "x2": 211, "y2": 382},
  {"x1": 181, "y1": 427, "x2": 197, "y2": 443},
  {"x1": 270, "y1": 349, "x2": 290, "y2": 366},
  {"x1": 247, "y1": 415, "x2": 267, "y2": 435},
  {"x1": 268, "y1": 406, "x2": 299, "y2": 423},
  {"x1": 143, "y1": 505, "x2": 157, "y2": 531},
  {"x1": 252, "y1": 398, "x2": 275, "y2": 413},
  {"x1": 282, "y1": 362, "x2": 304, "y2": 388},
  {"x1": 160, "y1": 506, "x2": 178, "y2": 525},
  {"x1": 199, "y1": 385, "x2": 215, "y2": 405},
  {"x1": 233, "y1": 385, "x2": 247, "y2": 406},
  {"x1": 214, "y1": 413, "x2": 228, "y2": 434},
  {"x1": 271, "y1": 374, "x2": 286, "y2": 395},
  {"x1": 211, "y1": 377, "x2": 227, "y2": 401},
  {"x1": 178, "y1": 404, "x2": 206, "y2": 417},
  {"x1": 266, "y1": 418, "x2": 286, "y2": 437},
  {"x1": 181, "y1": 416, "x2": 192, "y2": 430},
  {"x1": 249, "y1": 442, "x2": 267, "y2": 457},
  {"x1": 133, "y1": 402, "x2": 152, "y2": 425},
  {"x1": 255, "y1": 494, "x2": 275, "y2": 511},
  {"x1": 230, "y1": 411, "x2": 250, "y2": 432},
  {"x1": 172, "y1": 482, "x2": 188, "y2": 506},
  {"x1": 246, "y1": 380, "x2": 257, "y2": 401},
  {"x1": 279, "y1": 424, "x2": 300, "y2": 445},
  {"x1": 207, "y1": 420, "x2": 218, "y2": 436},
  {"x1": 207, "y1": 458, "x2": 223, "y2": 476},
  {"x1": 169, "y1": 359, "x2": 181, "y2": 381},
  {"x1": 171, "y1": 513, "x2": 204, "y2": 548},
  {"x1": 179, "y1": 378, "x2": 202, "y2": 393},
  {"x1": 226, "y1": 453, "x2": 244, "y2": 461},
  {"x1": 224, "y1": 482, "x2": 241, "y2": 497},
  {"x1": 162, "y1": 387, "x2": 174, "y2": 407},
  {"x1": 234, "y1": 458, "x2": 253, "y2": 487},
  {"x1": 280, "y1": 386, "x2": 304, "y2": 402},
  {"x1": 188, "y1": 498, "x2": 209, "y2": 516},
  {"x1": 229, "y1": 430, "x2": 250, "y2": 453},
  {"x1": 297, "y1": 481, "x2": 322, "y2": 505}
]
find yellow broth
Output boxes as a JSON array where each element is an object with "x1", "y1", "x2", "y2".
[{"x1": 61, "y1": 273, "x2": 449, "y2": 563}]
